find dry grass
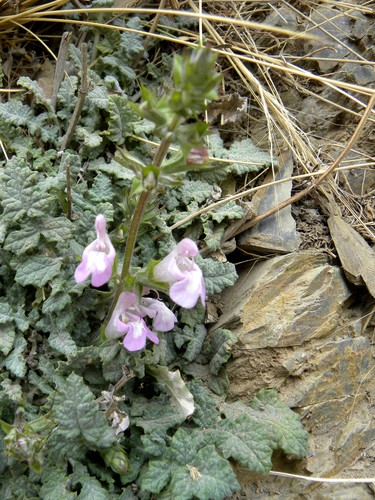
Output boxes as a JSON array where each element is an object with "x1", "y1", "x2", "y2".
[{"x1": 0, "y1": 0, "x2": 374, "y2": 243}]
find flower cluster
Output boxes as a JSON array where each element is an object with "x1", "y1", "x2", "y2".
[
  {"x1": 105, "y1": 291, "x2": 177, "y2": 351},
  {"x1": 74, "y1": 215, "x2": 206, "y2": 351}
]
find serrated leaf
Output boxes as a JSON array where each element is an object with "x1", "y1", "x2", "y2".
[
  {"x1": 89, "y1": 157, "x2": 135, "y2": 181},
  {"x1": 207, "y1": 328, "x2": 237, "y2": 376},
  {"x1": 86, "y1": 84, "x2": 109, "y2": 109},
  {"x1": 210, "y1": 201, "x2": 243, "y2": 223},
  {"x1": 3, "y1": 225, "x2": 41, "y2": 254},
  {"x1": 140, "y1": 457, "x2": 173, "y2": 494},
  {"x1": 174, "y1": 324, "x2": 207, "y2": 362},
  {"x1": 170, "y1": 445, "x2": 239, "y2": 500},
  {"x1": 14, "y1": 255, "x2": 62, "y2": 287},
  {"x1": 0, "y1": 100, "x2": 34, "y2": 126},
  {"x1": 202, "y1": 221, "x2": 225, "y2": 252},
  {"x1": 107, "y1": 94, "x2": 140, "y2": 145},
  {"x1": 131, "y1": 398, "x2": 184, "y2": 433},
  {"x1": 148, "y1": 365, "x2": 195, "y2": 418},
  {"x1": 0, "y1": 298, "x2": 29, "y2": 332},
  {"x1": 89, "y1": 172, "x2": 114, "y2": 203},
  {"x1": 3, "y1": 334, "x2": 27, "y2": 377},
  {"x1": 188, "y1": 380, "x2": 219, "y2": 428},
  {"x1": 76, "y1": 126, "x2": 103, "y2": 147},
  {"x1": 71, "y1": 462, "x2": 108, "y2": 500},
  {"x1": 179, "y1": 303, "x2": 205, "y2": 328},
  {"x1": 48, "y1": 329, "x2": 77, "y2": 356},
  {"x1": 0, "y1": 323, "x2": 16, "y2": 355},
  {"x1": 51, "y1": 373, "x2": 117, "y2": 455},
  {"x1": 141, "y1": 430, "x2": 167, "y2": 457},
  {"x1": 0, "y1": 163, "x2": 54, "y2": 223},
  {"x1": 17, "y1": 76, "x2": 53, "y2": 112},
  {"x1": 40, "y1": 467, "x2": 76, "y2": 500},
  {"x1": 197, "y1": 256, "x2": 238, "y2": 295},
  {"x1": 216, "y1": 389, "x2": 309, "y2": 473}
]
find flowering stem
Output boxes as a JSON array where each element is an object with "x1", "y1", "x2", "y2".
[{"x1": 103, "y1": 117, "x2": 179, "y2": 329}]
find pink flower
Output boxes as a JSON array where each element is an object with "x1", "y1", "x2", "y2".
[
  {"x1": 153, "y1": 238, "x2": 206, "y2": 309},
  {"x1": 74, "y1": 214, "x2": 116, "y2": 287},
  {"x1": 105, "y1": 292, "x2": 177, "y2": 352}
]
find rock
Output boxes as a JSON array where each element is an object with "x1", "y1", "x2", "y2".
[
  {"x1": 238, "y1": 153, "x2": 300, "y2": 254},
  {"x1": 304, "y1": 7, "x2": 352, "y2": 73},
  {"x1": 218, "y1": 251, "x2": 373, "y2": 485},
  {"x1": 212, "y1": 251, "x2": 351, "y2": 349}
]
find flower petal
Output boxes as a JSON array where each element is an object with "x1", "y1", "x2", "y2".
[{"x1": 169, "y1": 266, "x2": 205, "y2": 309}]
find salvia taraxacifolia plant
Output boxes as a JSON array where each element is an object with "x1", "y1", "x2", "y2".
[{"x1": 0, "y1": 26, "x2": 308, "y2": 499}]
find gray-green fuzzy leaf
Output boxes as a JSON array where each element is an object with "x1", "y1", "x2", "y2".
[{"x1": 14, "y1": 256, "x2": 62, "y2": 287}]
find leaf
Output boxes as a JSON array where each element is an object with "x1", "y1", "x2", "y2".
[
  {"x1": 51, "y1": 373, "x2": 117, "y2": 455},
  {"x1": 17, "y1": 76, "x2": 53, "y2": 112},
  {"x1": 70, "y1": 462, "x2": 108, "y2": 500},
  {"x1": 106, "y1": 94, "x2": 140, "y2": 145},
  {"x1": 48, "y1": 329, "x2": 77, "y2": 357},
  {"x1": 40, "y1": 467, "x2": 76, "y2": 500},
  {"x1": 148, "y1": 366, "x2": 195, "y2": 418},
  {"x1": 14, "y1": 256, "x2": 62, "y2": 287},
  {"x1": 89, "y1": 172, "x2": 114, "y2": 203},
  {"x1": 210, "y1": 201, "x2": 243, "y2": 223},
  {"x1": 0, "y1": 100, "x2": 34, "y2": 126},
  {"x1": 140, "y1": 457, "x2": 173, "y2": 494},
  {"x1": 170, "y1": 445, "x2": 239, "y2": 500},
  {"x1": 0, "y1": 298, "x2": 29, "y2": 332},
  {"x1": 131, "y1": 397, "x2": 184, "y2": 433},
  {"x1": 216, "y1": 389, "x2": 309, "y2": 473},
  {"x1": 206, "y1": 328, "x2": 237, "y2": 376},
  {"x1": 174, "y1": 324, "x2": 207, "y2": 362},
  {"x1": 187, "y1": 380, "x2": 219, "y2": 428},
  {"x1": 141, "y1": 430, "x2": 167, "y2": 457},
  {"x1": 197, "y1": 256, "x2": 238, "y2": 295},
  {"x1": 76, "y1": 127, "x2": 103, "y2": 148},
  {"x1": 3, "y1": 225, "x2": 41, "y2": 254},
  {"x1": 179, "y1": 303, "x2": 205, "y2": 328},
  {"x1": 0, "y1": 323, "x2": 16, "y2": 355},
  {"x1": 0, "y1": 163, "x2": 54, "y2": 223},
  {"x1": 3, "y1": 334, "x2": 27, "y2": 377},
  {"x1": 86, "y1": 84, "x2": 109, "y2": 109}
]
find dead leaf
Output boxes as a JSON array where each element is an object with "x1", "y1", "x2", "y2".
[{"x1": 207, "y1": 93, "x2": 247, "y2": 124}]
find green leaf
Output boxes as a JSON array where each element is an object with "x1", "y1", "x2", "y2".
[
  {"x1": 188, "y1": 380, "x2": 219, "y2": 428},
  {"x1": 17, "y1": 76, "x2": 53, "y2": 112},
  {"x1": 40, "y1": 467, "x2": 76, "y2": 500},
  {"x1": 48, "y1": 329, "x2": 77, "y2": 357},
  {"x1": 216, "y1": 389, "x2": 308, "y2": 473},
  {"x1": 89, "y1": 172, "x2": 114, "y2": 203},
  {"x1": 76, "y1": 126, "x2": 103, "y2": 148},
  {"x1": 170, "y1": 445, "x2": 239, "y2": 500},
  {"x1": 71, "y1": 462, "x2": 108, "y2": 500},
  {"x1": 0, "y1": 323, "x2": 16, "y2": 355},
  {"x1": 0, "y1": 298, "x2": 29, "y2": 332},
  {"x1": 206, "y1": 328, "x2": 237, "y2": 376},
  {"x1": 14, "y1": 256, "x2": 62, "y2": 287},
  {"x1": 3, "y1": 334, "x2": 27, "y2": 377},
  {"x1": 0, "y1": 163, "x2": 54, "y2": 223},
  {"x1": 174, "y1": 324, "x2": 207, "y2": 362},
  {"x1": 131, "y1": 397, "x2": 184, "y2": 433},
  {"x1": 197, "y1": 257, "x2": 238, "y2": 295},
  {"x1": 140, "y1": 457, "x2": 173, "y2": 494},
  {"x1": 106, "y1": 94, "x2": 140, "y2": 145},
  {"x1": 0, "y1": 100, "x2": 33, "y2": 126},
  {"x1": 179, "y1": 303, "x2": 205, "y2": 328},
  {"x1": 148, "y1": 365, "x2": 195, "y2": 418},
  {"x1": 50, "y1": 373, "x2": 117, "y2": 457},
  {"x1": 3, "y1": 225, "x2": 41, "y2": 254},
  {"x1": 210, "y1": 201, "x2": 243, "y2": 223}
]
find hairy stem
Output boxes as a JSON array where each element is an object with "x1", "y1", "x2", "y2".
[{"x1": 103, "y1": 116, "x2": 179, "y2": 327}]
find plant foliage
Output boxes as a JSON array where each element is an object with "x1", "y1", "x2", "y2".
[{"x1": 0, "y1": 12, "x2": 307, "y2": 499}]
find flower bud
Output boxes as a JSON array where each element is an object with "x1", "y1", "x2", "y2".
[
  {"x1": 187, "y1": 146, "x2": 209, "y2": 166},
  {"x1": 101, "y1": 445, "x2": 129, "y2": 475}
]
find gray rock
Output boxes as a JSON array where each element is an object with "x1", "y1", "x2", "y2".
[{"x1": 238, "y1": 154, "x2": 300, "y2": 254}]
